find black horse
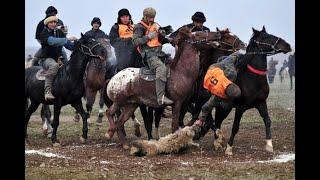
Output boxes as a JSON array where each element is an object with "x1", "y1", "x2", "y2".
[
  {"x1": 25, "y1": 34, "x2": 107, "y2": 146},
  {"x1": 288, "y1": 53, "x2": 295, "y2": 90},
  {"x1": 210, "y1": 26, "x2": 291, "y2": 155}
]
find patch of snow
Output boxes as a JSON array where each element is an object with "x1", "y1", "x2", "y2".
[
  {"x1": 25, "y1": 149, "x2": 71, "y2": 159},
  {"x1": 258, "y1": 153, "x2": 295, "y2": 163}
]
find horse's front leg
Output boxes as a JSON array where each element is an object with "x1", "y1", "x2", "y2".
[
  {"x1": 51, "y1": 104, "x2": 62, "y2": 147},
  {"x1": 85, "y1": 89, "x2": 97, "y2": 125},
  {"x1": 71, "y1": 100, "x2": 89, "y2": 143},
  {"x1": 256, "y1": 101, "x2": 273, "y2": 153},
  {"x1": 171, "y1": 102, "x2": 182, "y2": 133},
  {"x1": 105, "y1": 103, "x2": 119, "y2": 140}
]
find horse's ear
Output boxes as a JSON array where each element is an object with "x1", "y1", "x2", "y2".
[
  {"x1": 81, "y1": 32, "x2": 84, "y2": 38},
  {"x1": 262, "y1": 26, "x2": 266, "y2": 32},
  {"x1": 252, "y1": 27, "x2": 259, "y2": 34},
  {"x1": 216, "y1": 27, "x2": 220, "y2": 31}
]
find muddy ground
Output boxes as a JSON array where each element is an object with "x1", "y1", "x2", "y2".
[{"x1": 25, "y1": 79, "x2": 295, "y2": 179}]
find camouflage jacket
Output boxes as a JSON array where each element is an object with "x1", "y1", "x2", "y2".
[
  {"x1": 132, "y1": 23, "x2": 162, "y2": 60},
  {"x1": 209, "y1": 51, "x2": 244, "y2": 82}
]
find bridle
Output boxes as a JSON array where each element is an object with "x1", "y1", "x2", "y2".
[
  {"x1": 79, "y1": 41, "x2": 105, "y2": 60},
  {"x1": 246, "y1": 37, "x2": 281, "y2": 55}
]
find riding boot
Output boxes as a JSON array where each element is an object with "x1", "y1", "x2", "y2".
[
  {"x1": 44, "y1": 60, "x2": 59, "y2": 100},
  {"x1": 155, "y1": 79, "x2": 173, "y2": 105}
]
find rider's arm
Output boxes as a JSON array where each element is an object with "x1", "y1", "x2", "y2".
[
  {"x1": 109, "y1": 24, "x2": 122, "y2": 48},
  {"x1": 47, "y1": 36, "x2": 68, "y2": 46},
  {"x1": 198, "y1": 95, "x2": 217, "y2": 121},
  {"x1": 132, "y1": 24, "x2": 149, "y2": 46},
  {"x1": 64, "y1": 40, "x2": 75, "y2": 51}
]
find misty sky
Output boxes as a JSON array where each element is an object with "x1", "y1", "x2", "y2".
[{"x1": 25, "y1": 0, "x2": 295, "y2": 49}]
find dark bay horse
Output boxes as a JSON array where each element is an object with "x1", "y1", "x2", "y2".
[
  {"x1": 104, "y1": 27, "x2": 222, "y2": 147},
  {"x1": 211, "y1": 26, "x2": 291, "y2": 155},
  {"x1": 175, "y1": 28, "x2": 246, "y2": 132},
  {"x1": 25, "y1": 34, "x2": 108, "y2": 146}
]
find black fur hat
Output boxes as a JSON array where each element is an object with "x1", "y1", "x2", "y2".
[
  {"x1": 91, "y1": 17, "x2": 101, "y2": 26},
  {"x1": 192, "y1": 11, "x2": 206, "y2": 23},
  {"x1": 45, "y1": 6, "x2": 58, "y2": 16}
]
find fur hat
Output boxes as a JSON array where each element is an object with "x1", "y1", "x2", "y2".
[
  {"x1": 91, "y1": 17, "x2": 101, "y2": 26},
  {"x1": 118, "y1": 8, "x2": 131, "y2": 17},
  {"x1": 143, "y1": 7, "x2": 156, "y2": 18},
  {"x1": 44, "y1": 16, "x2": 58, "y2": 25},
  {"x1": 45, "y1": 6, "x2": 58, "y2": 16},
  {"x1": 192, "y1": 11, "x2": 206, "y2": 23}
]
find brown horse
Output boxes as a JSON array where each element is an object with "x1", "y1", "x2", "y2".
[{"x1": 104, "y1": 26, "x2": 222, "y2": 147}]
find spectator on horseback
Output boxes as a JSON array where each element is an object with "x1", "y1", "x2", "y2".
[
  {"x1": 32, "y1": 6, "x2": 69, "y2": 66},
  {"x1": 132, "y1": 7, "x2": 173, "y2": 106},
  {"x1": 171, "y1": 11, "x2": 210, "y2": 37},
  {"x1": 109, "y1": 8, "x2": 136, "y2": 72},
  {"x1": 84, "y1": 17, "x2": 108, "y2": 39},
  {"x1": 197, "y1": 51, "x2": 243, "y2": 123},
  {"x1": 39, "y1": 15, "x2": 77, "y2": 100},
  {"x1": 26, "y1": 54, "x2": 33, "y2": 62}
]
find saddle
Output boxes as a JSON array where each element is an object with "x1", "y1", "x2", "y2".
[{"x1": 139, "y1": 53, "x2": 172, "y2": 81}]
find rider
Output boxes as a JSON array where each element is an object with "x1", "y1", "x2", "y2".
[
  {"x1": 132, "y1": 7, "x2": 173, "y2": 106},
  {"x1": 109, "y1": 8, "x2": 136, "y2": 72},
  {"x1": 32, "y1": 6, "x2": 68, "y2": 66},
  {"x1": 197, "y1": 51, "x2": 244, "y2": 123},
  {"x1": 40, "y1": 15, "x2": 77, "y2": 100},
  {"x1": 84, "y1": 17, "x2": 108, "y2": 39},
  {"x1": 171, "y1": 11, "x2": 210, "y2": 37}
]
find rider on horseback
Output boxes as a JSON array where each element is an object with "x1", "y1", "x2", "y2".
[
  {"x1": 32, "y1": 6, "x2": 68, "y2": 66},
  {"x1": 132, "y1": 7, "x2": 173, "y2": 106},
  {"x1": 84, "y1": 17, "x2": 107, "y2": 39},
  {"x1": 39, "y1": 15, "x2": 77, "y2": 100},
  {"x1": 197, "y1": 51, "x2": 244, "y2": 123},
  {"x1": 171, "y1": 11, "x2": 210, "y2": 37},
  {"x1": 109, "y1": 8, "x2": 137, "y2": 72}
]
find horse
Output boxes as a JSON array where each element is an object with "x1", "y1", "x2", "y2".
[
  {"x1": 279, "y1": 60, "x2": 288, "y2": 83},
  {"x1": 210, "y1": 26, "x2": 291, "y2": 155},
  {"x1": 267, "y1": 58, "x2": 278, "y2": 84},
  {"x1": 25, "y1": 34, "x2": 108, "y2": 146},
  {"x1": 288, "y1": 54, "x2": 295, "y2": 90},
  {"x1": 104, "y1": 26, "x2": 222, "y2": 147},
  {"x1": 176, "y1": 28, "x2": 246, "y2": 133}
]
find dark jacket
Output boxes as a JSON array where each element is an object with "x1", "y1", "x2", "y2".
[
  {"x1": 170, "y1": 23, "x2": 210, "y2": 38},
  {"x1": 84, "y1": 29, "x2": 107, "y2": 39},
  {"x1": 35, "y1": 17, "x2": 64, "y2": 42},
  {"x1": 40, "y1": 27, "x2": 67, "y2": 60},
  {"x1": 109, "y1": 24, "x2": 134, "y2": 50}
]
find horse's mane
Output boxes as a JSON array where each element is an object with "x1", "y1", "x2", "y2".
[{"x1": 170, "y1": 26, "x2": 192, "y2": 69}]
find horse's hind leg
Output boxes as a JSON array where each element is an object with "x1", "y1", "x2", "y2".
[
  {"x1": 115, "y1": 104, "x2": 138, "y2": 149},
  {"x1": 96, "y1": 88, "x2": 105, "y2": 124},
  {"x1": 154, "y1": 108, "x2": 164, "y2": 140},
  {"x1": 85, "y1": 89, "x2": 97, "y2": 125},
  {"x1": 212, "y1": 107, "x2": 232, "y2": 151},
  {"x1": 25, "y1": 100, "x2": 40, "y2": 142},
  {"x1": 105, "y1": 103, "x2": 120, "y2": 140},
  {"x1": 71, "y1": 100, "x2": 89, "y2": 144},
  {"x1": 256, "y1": 101, "x2": 273, "y2": 153},
  {"x1": 41, "y1": 104, "x2": 52, "y2": 137}
]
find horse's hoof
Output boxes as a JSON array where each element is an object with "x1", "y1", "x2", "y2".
[
  {"x1": 265, "y1": 139, "x2": 274, "y2": 153},
  {"x1": 105, "y1": 132, "x2": 112, "y2": 140},
  {"x1": 80, "y1": 136, "x2": 87, "y2": 144},
  {"x1": 52, "y1": 142, "x2": 61, "y2": 147},
  {"x1": 225, "y1": 144, "x2": 233, "y2": 156},
  {"x1": 47, "y1": 132, "x2": 52, "y2": 138},
  {"x1": 134, "y1": 125, "x2": 141, "y2": 137},
  {"x1": 215, "y1": 129, "x2": 224, "y2": 139},
  {"x1": 87, "y1": 118, "x2": 93, "y2": 125}
]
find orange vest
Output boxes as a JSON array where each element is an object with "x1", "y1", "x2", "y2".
[
  {"x1": 140, "y1": 21, "x2": 161, "y2": 47},
  {"x1": 203, "y1": 67, "x2": 233, "y2": 99},
  {"x1": 118, "y1": 24, "x2": 134, "y2": 38}
]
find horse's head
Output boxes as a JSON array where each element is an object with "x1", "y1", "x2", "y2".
[
  {"x1": 216, "y1": 27, "x2": 246, "y2": 52},
  {"x1": 248, "y1": 26, "x2": 292, "y2": 54},
  {"x1": 76, "y1": 33, "x2": 108, "y2": 61},
  {"x1": 171, "y1": 26, "x2": 221, "y2": 49},
  {"x1": 97, "y1": 37, "x2": 113, "y2": 59}
]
